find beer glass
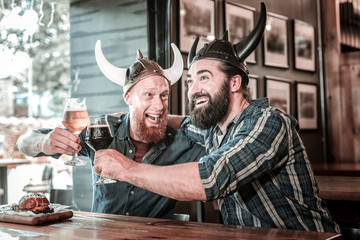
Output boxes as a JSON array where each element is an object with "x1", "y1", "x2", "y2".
[
  {"x1": 61, "y1": 97, "x2": 90, "y2": 166},
  {"x1": 85, "y1": 115, "x2": 116, "y2": 185}
]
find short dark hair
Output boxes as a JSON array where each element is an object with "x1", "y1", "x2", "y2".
[{"x1": 217, "y1": 61, "x2": 251, "y2": 102}]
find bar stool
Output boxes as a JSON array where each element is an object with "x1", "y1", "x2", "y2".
[{"x1": 173, "y1": 213, "x2": 190, "y2": 221}]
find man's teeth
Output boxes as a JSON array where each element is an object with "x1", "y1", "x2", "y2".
[
  {"x1": 195, "y1": 99, "x2": 207, "y2": 105},
  {"x1": 146, "y1": 114, "x2": 160, "y2": 122}
]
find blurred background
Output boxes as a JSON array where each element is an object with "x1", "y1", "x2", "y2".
[{"x1": 0, "y1": 0, "x2": 72, "y2": 206}]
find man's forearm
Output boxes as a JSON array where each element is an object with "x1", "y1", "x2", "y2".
[
  {"x1": 125, "y1": 162, "x2": 206, "y2": 201},
  {"x1": 16, "y1": 130, "x2": 46, "y2": 156}
]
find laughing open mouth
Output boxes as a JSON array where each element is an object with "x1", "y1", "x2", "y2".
[
  {"x1": 145, "y1": 113, "x2": 161, "y2": 123},
  {"x1": 194, "y1": 97, "x2": 209, "y2": 107}
]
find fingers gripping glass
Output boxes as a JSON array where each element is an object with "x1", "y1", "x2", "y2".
[
  {"x1": 61, "y1": 97, "x2": 90, "y2": 166},
  {"x1": 85, "y1": 115, "x2": 116, "y2": 185}
]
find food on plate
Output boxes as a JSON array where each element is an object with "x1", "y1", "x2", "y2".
[{"x1": 12, "y1": 193, "x2": 54, "y2": 214}]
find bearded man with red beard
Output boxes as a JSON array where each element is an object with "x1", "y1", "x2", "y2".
[{"x1": 16, "y1": 42, "x2": 205, "y2": 219}]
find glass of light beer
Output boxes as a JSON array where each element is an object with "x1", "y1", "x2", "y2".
[
  {"x1": 61, "y1": 97, "x2": 90, "y2": 166},
  {"x1": 85, "y1": 115, "x2": 116, "y2": 185}
]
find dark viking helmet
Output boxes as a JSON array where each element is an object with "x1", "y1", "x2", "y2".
[{"x1": 187, "y1": 2, "x2": 267, "y2": 86}]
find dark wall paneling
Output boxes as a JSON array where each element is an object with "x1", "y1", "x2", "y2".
[{"x1": 70, "y1": 0, "x2": 148, "y2": 116}]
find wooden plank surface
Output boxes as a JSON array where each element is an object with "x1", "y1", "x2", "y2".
[
  {"x1": 312, "y1": 163, "x2": 360, "y2": 176},
  {"x1": 0, "y1": 210, "x2": 73, "y2": 225},
  {"x1": 316, "y1": 175, "x2": 360, "y2": 201},
  {"x1": 0, "y1": 211, "x2": 342, "y2": 240}
]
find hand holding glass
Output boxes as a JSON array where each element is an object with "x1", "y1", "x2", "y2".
[
  {"x1": 85, "y1": 115, "x2": 116, "y2": 185},
  {"x1": 61, "y1": 97, "x2": 90, "y2": 166}
]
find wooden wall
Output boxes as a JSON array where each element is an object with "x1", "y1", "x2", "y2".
[{"x1": 322, "y1": 0, "x2": 360, "y2": 163}]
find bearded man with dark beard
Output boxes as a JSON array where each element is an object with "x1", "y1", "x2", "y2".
[{"x1": 16, "y1": 42, "x2": 205, "y2": 219}]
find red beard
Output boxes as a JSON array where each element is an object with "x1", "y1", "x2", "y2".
[{"x1": 131, "y1": 110, "x2": 168, "y2": 143}]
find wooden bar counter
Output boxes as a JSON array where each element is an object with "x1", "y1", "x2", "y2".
[{"x1": 0, "y1": 211, "x2": 342, "y2": 240}]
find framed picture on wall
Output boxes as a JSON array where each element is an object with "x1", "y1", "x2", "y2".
[
  {"x1": 265, "y1": 76, "x2": 291, "y2": 114},
  {"x1": 296, "y1": 82, "x2": 318, "y2": 130},
  {"x1": 181, "y1": 69, "x2": 190, "y2": 115},
  {"x1": 179, "y1": 0, "x2": 215, "y2": 53},
  {"x1": 263, "y1": 13, "x2": 289, "y2": 68},
  {"x1": 225, "y1": 3, "x2": 256, "y2": 64},
  {"x1": 293, "y1": 20, "x2": 316, "y2": 72},
  {"x1": 248, "y1": 74, "x2": 258, "y2": 99}
]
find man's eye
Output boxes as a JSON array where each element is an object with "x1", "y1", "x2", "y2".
[
  {"x1": 200, "y1": 75, "x2": 208, "y2": 81},
  {"x1": 161, "y1": 93, "x2": 169, "y2": 100},
  {"x1": 145, "y1": 93, "x2": 152, "y2": 97},
  {"x1": 186, "y1": 79, "x2": 193, "y2": 85}
]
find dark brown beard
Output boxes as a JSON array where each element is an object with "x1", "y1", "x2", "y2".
[
  {"x1": 131, "y1": 110, "x2": 168, "y2": 143},
  {"x1": 189, "y1": 81, "x2": 230, "y2": 129}
]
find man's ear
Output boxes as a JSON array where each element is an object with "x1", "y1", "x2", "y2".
[
  {"x1": 230, "y1": 75, "x2": 242, "y2": 92},
  {"x1": 124, "y1": 92, "x2": 132, "y2": 105}
]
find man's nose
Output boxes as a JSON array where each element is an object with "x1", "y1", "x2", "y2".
[{"x1": 152, "y1": 96, "x2": 165, "y2": 110}]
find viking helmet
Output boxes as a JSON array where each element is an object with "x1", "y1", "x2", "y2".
[
  {"x1": 95, "y1": 41, "x2": 183, "y2": 96},
  {"x1": 187, "y1": 2, "x2": 267, "y2": 86}
]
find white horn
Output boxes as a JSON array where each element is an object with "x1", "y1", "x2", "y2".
[
  {"x1": 164, "y1": 43, "x2": 184, "y2": 85},
  {"x1": 95, "y1": 40, "x2": 127, "y2": 86}
]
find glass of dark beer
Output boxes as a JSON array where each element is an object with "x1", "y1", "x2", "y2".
[
  {"x1": 85, "y1": 115, "x2": 116, "y2": 185},
  {"x1": 61, "y1": 97, "x2": 90, "y2": 166}
]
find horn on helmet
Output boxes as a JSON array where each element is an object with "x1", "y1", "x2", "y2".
[
  {"x1": 137, "y1": 49, "x2": 143, "y2": 60},
  {"x1": 235, "y1": 2, "x2": 267, "y2": 60},
  {"x1": 187, "y1": 37, "x2": 199, "y2": 68},
  {"x1": 164, "y1": 43, "x2": 184, "y2": 85},
  {"x1": 95, "y1": 40, "x2": 127, "y2": 86}
]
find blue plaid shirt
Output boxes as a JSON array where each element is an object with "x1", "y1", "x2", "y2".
[{"x1": 182, "y1": 98, "x2": 340, "y2": 233}]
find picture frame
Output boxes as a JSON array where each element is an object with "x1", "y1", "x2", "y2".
[
  {"x1": 295, "y1": 82, "x2": 318, "y2": 130},
  {"x1": 263, "y1": 13, "x2": 289, "y2": 68},
  {"x1": 179, "y1": 0, "x2": 215, "y2": 53},
  {"x1": 293, "y1": 20, "x2": 316, "y2": 72},
  {"x1": 265, "y1": 76, "x2": 291, "y2": 114},
  {"x1": 181, "y1": 69, "x2": 190, "y2": 115},
  {"x1": 248, "y1": 74, "x2": 258, "y2": 99},
  {"x1": 225, "y1": 3, "x2": 256, "y2": 64}
]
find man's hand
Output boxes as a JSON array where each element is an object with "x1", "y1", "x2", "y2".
[
  {"x1": 93, "y1": 149, "x2": 136, "y2": 181},
  {"x1": 41, "y1": 127, "x2": 81, "y2": 155}
]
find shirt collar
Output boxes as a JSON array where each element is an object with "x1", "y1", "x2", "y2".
[
  {"x1": 108, "y1": 113, "x2": 175, "y2": 148},
  {"x1": 107, "y1": 114, "x2": 130, "y2": 140},
  {"x1": 211, "y1": 98, "x2": 269, "y2": 134}
]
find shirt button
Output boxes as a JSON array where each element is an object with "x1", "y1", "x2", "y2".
[
  {"x1": 130, "y1": 191, "x2": 134, "y2": 195},
  {"x1": 129, "y1": 149, "x2": 133, "y2": 153},
  {"x1": 125, "y1": 212, "x2": 129, "y2": 216}
]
